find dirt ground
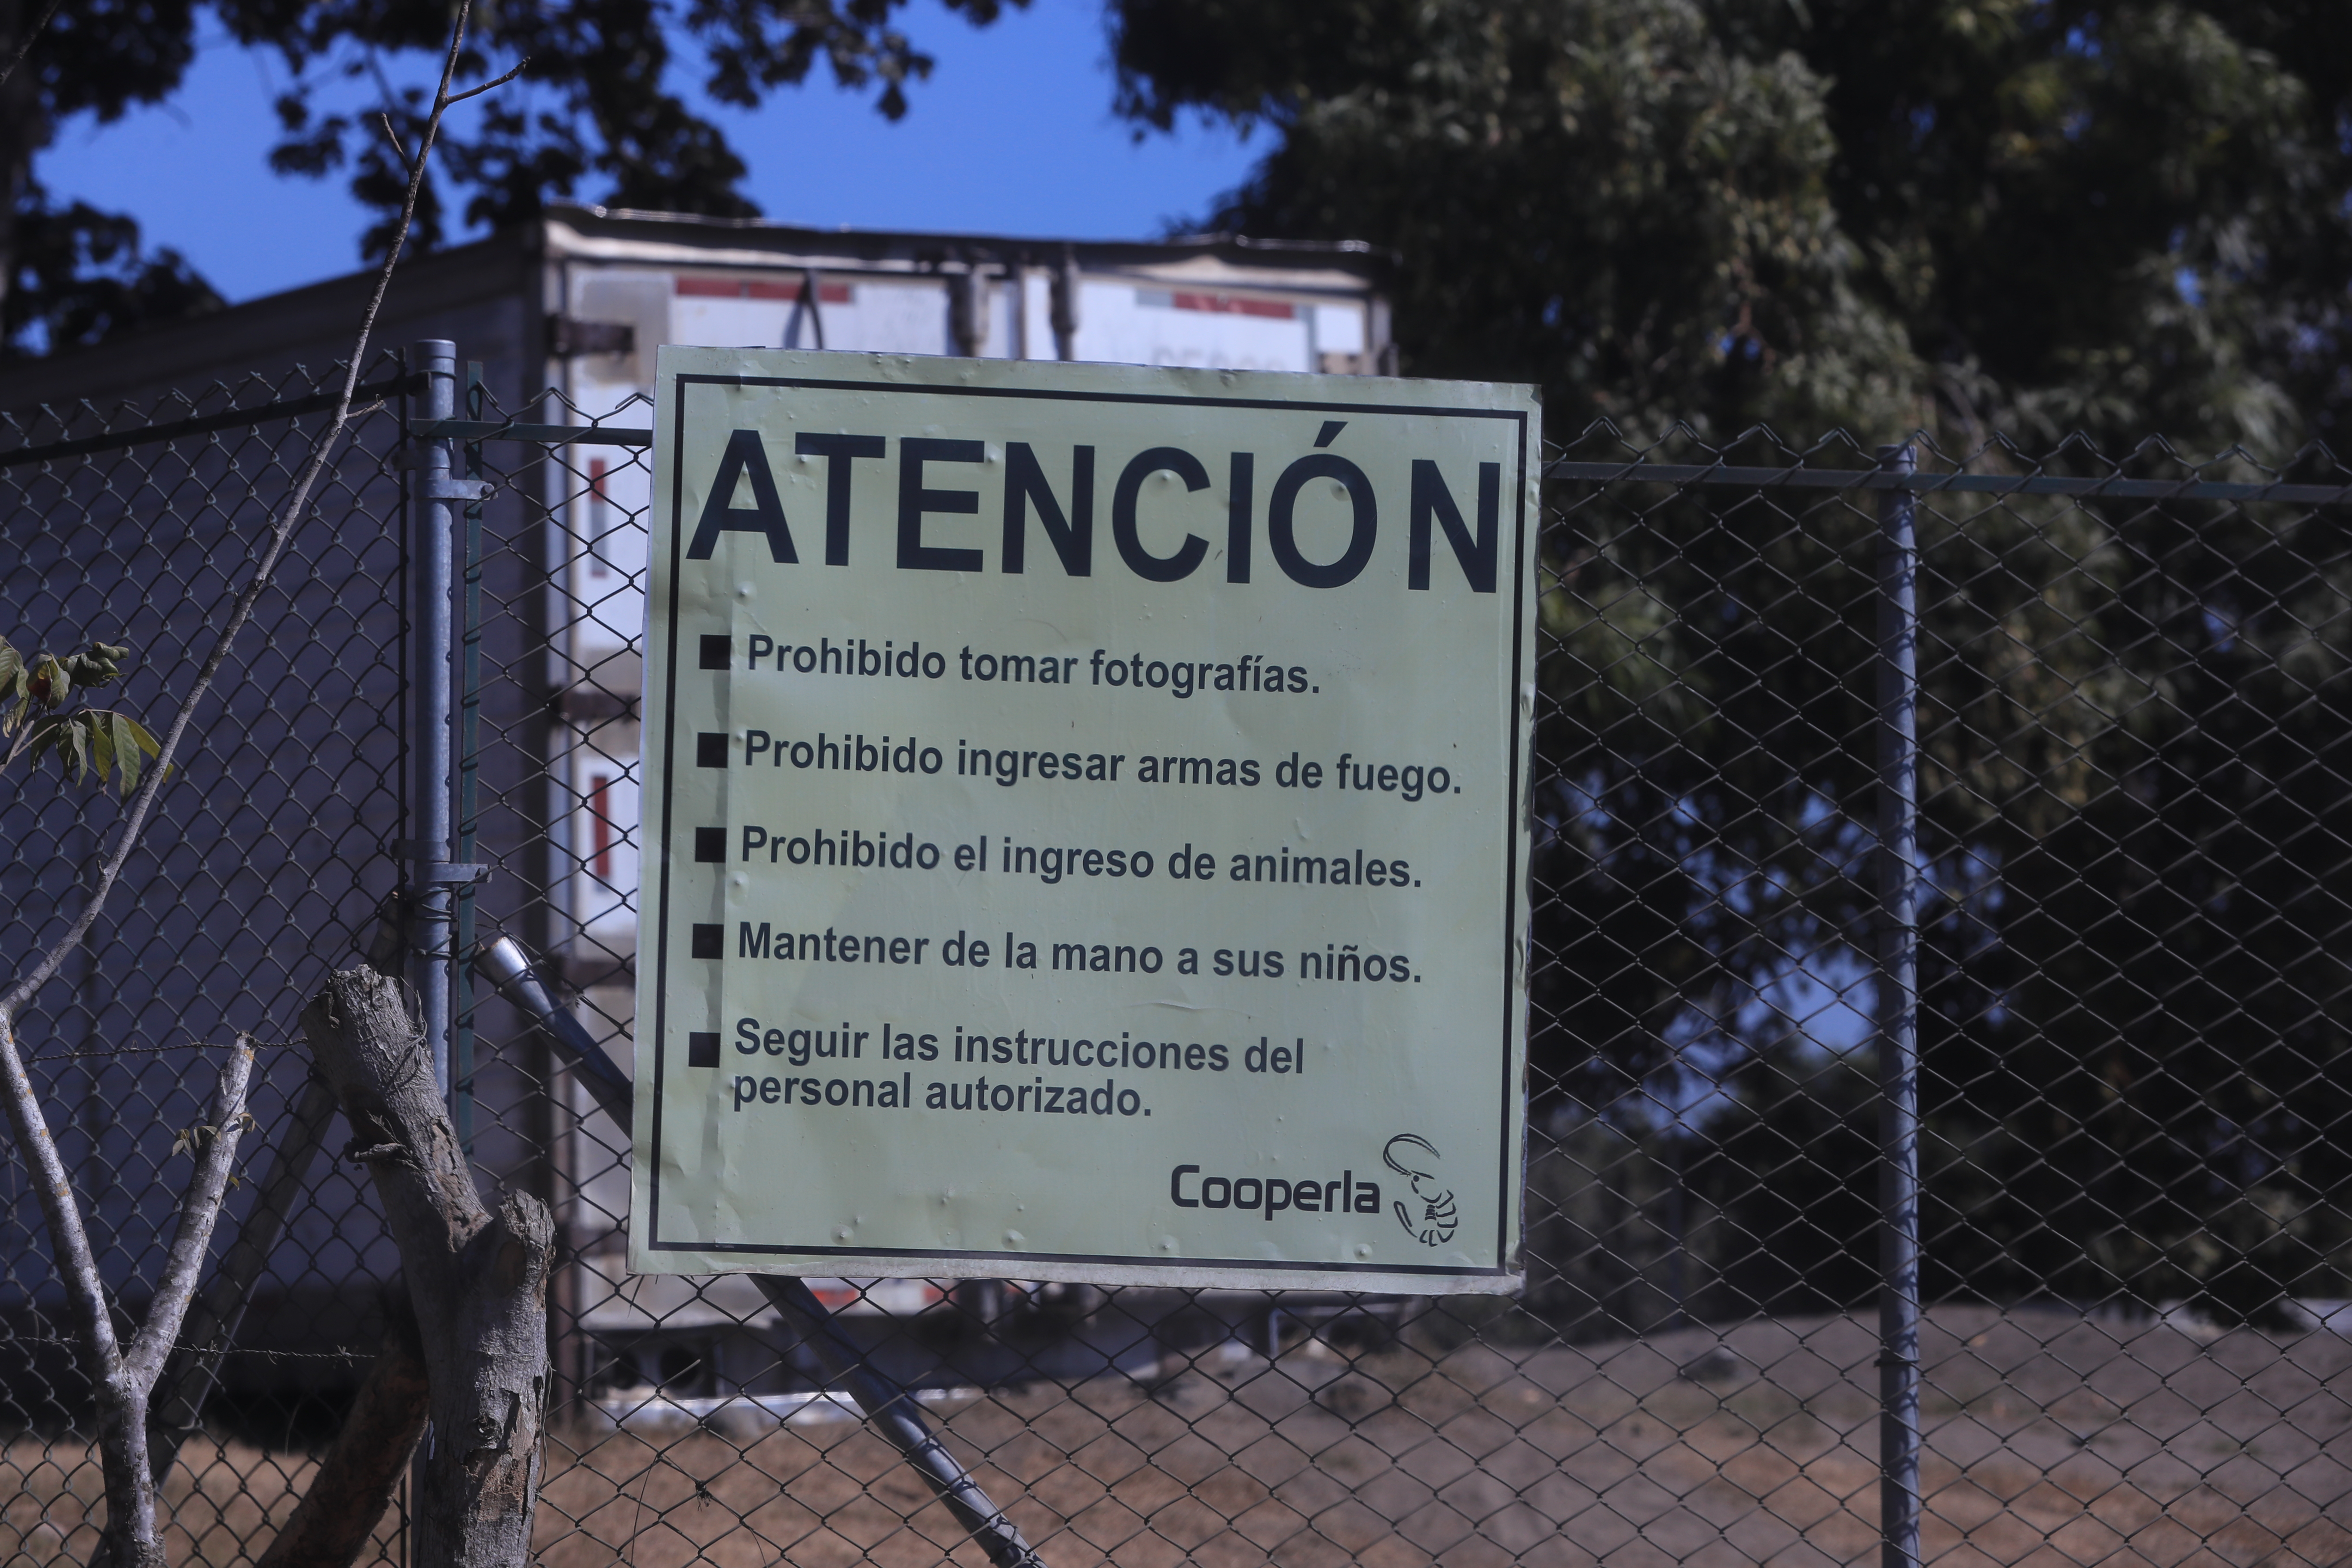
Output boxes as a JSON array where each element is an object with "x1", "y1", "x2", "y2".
[{"x1": 4, "y1": 1307, "x2": 2346, "y2": 1567}]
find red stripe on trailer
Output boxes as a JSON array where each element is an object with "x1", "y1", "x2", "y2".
[
  {"x1": 675, "y1": 276, "x2": 852, "y2": 302},
  {"x1": 588, "y1": 774, "x2": 615, "y2": 876},
  {"x1": 1170, "y1": 291, "x2": 1295, "y2": 319}
]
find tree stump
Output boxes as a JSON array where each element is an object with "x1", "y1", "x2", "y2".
[{"x1": 300, "y1": 968, "x2": 552, "y2": 1568}]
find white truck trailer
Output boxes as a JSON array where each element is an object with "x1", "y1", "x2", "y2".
[{"x1": 532, "y1": 206, "x2": 1393, "y2": 1002}]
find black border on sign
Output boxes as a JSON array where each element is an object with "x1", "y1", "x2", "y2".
[{"x1": 647, "y1": 371, "x2": 1528, "y2": 1279}]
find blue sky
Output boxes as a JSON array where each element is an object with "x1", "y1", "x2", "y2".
[{"x1": 36, "y1": 0, "x2": 1262, "y2": 304}]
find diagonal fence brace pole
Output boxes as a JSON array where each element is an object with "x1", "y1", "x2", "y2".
[
  {"x1": 472, "y1": 937, "x2": 1042, "y2": 1568},
  {"x1": 1874, "y1": 441, "x2": 1924, "y2": 1568}
]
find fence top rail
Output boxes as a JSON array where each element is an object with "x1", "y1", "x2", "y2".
[
  {"x1": 0, "y1": 372, "x2": 422, "y2": 472},
  {"x1": 1544, "y1": 458, "x2": 2352, "y2": 506}
]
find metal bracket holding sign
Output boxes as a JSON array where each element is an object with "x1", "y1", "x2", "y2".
[{"x1": 634, "y1": 349, "x2": 1537, "y2": 1293}]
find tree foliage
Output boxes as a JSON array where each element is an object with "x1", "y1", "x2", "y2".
[
  {"x1": 1112, "y1": 0, "x2": 2352, "y2": 1321},
  {"x1": 1111, "y1": 0, "x2": 2352, "y2": 454},
  {"x1": 1121, "y1": 0, "x2": 1921, "y2": 438},
  {"x1": 0, "y1": 0, "x2": 224, "y2": 352},
  {"x1": 0, "y1": 0, "x2": 1020, "y2": 349},
  {"x1": 228, "y1": 0, "x2": 1018, "y2": 260},
  {"x1": 6, "y1": 194, "x2": 222, "y2": 352}
]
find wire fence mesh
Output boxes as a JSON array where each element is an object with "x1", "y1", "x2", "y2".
[{"x1": 1, "y1": 351, "x2": 2348, "y2": 1568}]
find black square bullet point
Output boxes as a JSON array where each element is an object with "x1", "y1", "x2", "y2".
[
  {"x1": 698, "y1": 634, "x2": 730, "y2": 670},
  {"x1": 690, "y1": 923, "x2": 723, "y2": 959},
  {"x1": 695, "y1": 732, "x2": 727, "y2": 767},
  {"x1": 694, "y1": 827, "x2": 726, "y2": 862},
  {"x1": 686, "y1": 1031, "x2": 720, "y2": 1068}
]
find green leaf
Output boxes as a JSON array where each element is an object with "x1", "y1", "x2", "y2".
[
  {"x1": 61, "y1": 642, "x2": 127, "y2": 690},
  {"x1": 87, "y1": 714, "x2": 115, "y2": 788},
  {"x1": 0, "y1": 649, "x2": 24, "y2": 736},
  {"x1": 31, "y1": 717, "x2": 62, "y2": 773},
  {"x1": 109, "y1": 713, "x2": 139, "y2": 796},
  {"x1": 124, "y1": 716, "x2": 171, "y2": 783}
]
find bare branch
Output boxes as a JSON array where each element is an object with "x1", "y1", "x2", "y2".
[
  {"x1": 377, "y1": 112, "x2": 414, "y2": 175},
  {"x1": 122, "y1": 1041, "x2": 255, "y2": 1394},
  {"x1": 148, "y1": 1071, "x2": 341, "y2": 1480},
  {"x1": 445, "y1": 58, "x2": 529, "y2": 107},
  {"x1": 0, "y1": 0, "x2": 64, "y2": 89},
  {"x1": 0, "y1": 1016, "x2": 120, "y2": 1376}
]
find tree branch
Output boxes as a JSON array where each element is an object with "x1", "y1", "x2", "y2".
[
  {"x1": 0, "y1": 1014, "x2": 121, "y2": 1378},
  {"x1": 122, "y1": 1041, "x2": 255, "y2": 1393},
  {"x1": 0, "y1": 0, "x2": 491, "y2": 1300},
  {"x1": 148, "y1": 1070, "x2": 342, "y2": 1480},
  {"x1": 377, "y1": 113, "x2": 413, "y2": 175},
  {"x1": 445, "y1": 59, "x2": 528, "y2": 107},
  {"x1": 0, "y1": 0, "x2": 64, "y2": 89}
]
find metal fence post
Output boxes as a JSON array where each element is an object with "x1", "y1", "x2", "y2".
[
  {"x1": 1874, "y1": 441, "x2": 1923, "y2": 1568},
  {"x1": 453, "y1": 359, "x2": 487, "y2": 1153},
  {"x1": 408, "y1": 341, "x2": 458, "y2": 1095}
]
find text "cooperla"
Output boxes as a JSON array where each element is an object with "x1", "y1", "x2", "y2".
[{"x1": 1169, "y1": 1164, "x2": 1383, "y2": 1219}]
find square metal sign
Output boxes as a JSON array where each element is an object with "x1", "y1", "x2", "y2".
[{"x1": 632, "y1": 348, "x2": 1536, "y2": 1291}]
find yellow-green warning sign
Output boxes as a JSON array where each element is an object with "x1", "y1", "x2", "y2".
[{"x1": 632, "y1": 347, "x2": 1535, "y2": 1291}]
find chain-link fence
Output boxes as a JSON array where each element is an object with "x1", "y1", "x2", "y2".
[
  {"x1": 0, "y1": 355, "x2": 414, "y2": 1559},
  {"x1": 4, "y1": 347, "x2": 2349, "y2": 1567}
]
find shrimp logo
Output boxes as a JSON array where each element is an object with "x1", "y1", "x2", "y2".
[{"x1": 1383, "y1": 1134, "x2": 1458, "y2": 1246}]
